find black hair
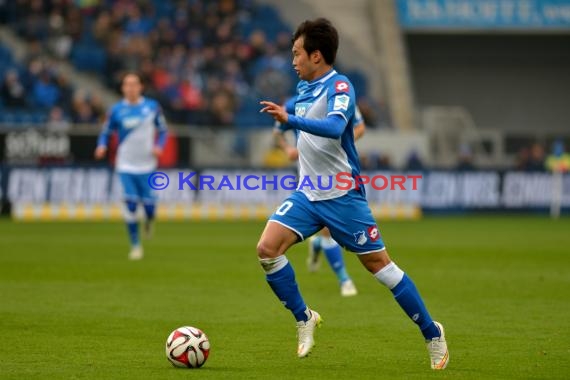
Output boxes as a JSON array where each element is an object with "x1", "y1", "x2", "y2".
[{"x1": 292, "y1": 18, "x2": 338, "y2": 65}]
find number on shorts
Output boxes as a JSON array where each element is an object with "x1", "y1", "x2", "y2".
[{"x1": 276, "y1": 201, "x2": 293, "y2": 216}]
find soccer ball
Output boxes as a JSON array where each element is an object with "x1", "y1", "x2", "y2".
[{"x1": 165, "y1": 326, "x2": 210, "y2": 368}]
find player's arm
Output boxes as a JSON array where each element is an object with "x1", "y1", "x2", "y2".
[
  {"x1": 353, "y1": 106, "x2": 366, "y2": 140},
  {"x1": 94, "y1": 109, "x2": 116, "y2": 159},
  {"x1": 260, "y1": 101, "x2": 347, "y2": 139},
  {"x1": 153, "y1": 104, "x2": 168, "y2": 157},
  {"x1": 353, "y1": 121, "x2": 365, "y2": 140}
]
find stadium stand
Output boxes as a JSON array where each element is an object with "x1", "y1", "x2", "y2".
[
  {"x1": 0, "y1": 38, "x2": 105, "y2": 127},
  {"x1": 0, "y1": 0, "x2": 376, "y2": 129}
]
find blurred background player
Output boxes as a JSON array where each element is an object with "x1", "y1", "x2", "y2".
[
  {"x1": 546, "y1": 139, "x2": 570, "y2": 219},
  {"x1": 94, "y1": 73, "x2": 167, "y2": 260},
  {"x1": 259, "y1": 18, "x2": 448, "y2": 368},
  {"x1": 274, "y1": 98, "x2": 366, "y2": 297}
]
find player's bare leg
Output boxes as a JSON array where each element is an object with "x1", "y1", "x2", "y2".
[
  {"x1": 257, "y1": 221, "x2": 298, "y2": 260},
  {"x1": 257, "y1": 222, "x2": 322, "y2": 358},
  {"x1": 358, "y1": 250, "x2": 449, "y2": 369}
]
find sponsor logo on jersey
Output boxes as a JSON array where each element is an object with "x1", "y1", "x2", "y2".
[
  {"x1": 335, "y1": 80, "x2": 349, "y2": 92},
  {"x1": 354, "y1": 230, "x2": 367, "y2": 246},
  {"x1": 333, "y1": 94, "x2": 350, "y2": 111},
  {"x1": 367, "y1": 225, "x2": 380, "y2": 241},
  {"x1": 295, "y1": 103, "x2": 310, "y2": 117},
  {"x1": 123, "y1": 116, "x2": 141, "y2": 129}
]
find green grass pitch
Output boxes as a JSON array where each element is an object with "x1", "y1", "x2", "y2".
[{"x1": 1, "y1": 216, "x2": 569, "y2": 379}]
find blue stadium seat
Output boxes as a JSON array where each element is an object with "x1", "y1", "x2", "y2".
[
  {"x1": 151, "y1": 0, "x2": 173, "y2": 18},
  {"x1": 0, "y1": 45, "x2": 12, "y2": 61},
  {"x1": 71, "y1": 44, "x2": 107, "y2": 73},
  {"x1": 0, "y1": 111, "x2": 16, "y2": 124},
  {"x1": 256, "y1": 5, "x2": 279, "y2": 21},
  {"x1": 16, "y1": 112, "x2": 34, "y2": 124},
  {"x1": 31, "y1": 111, "x2": 48, "y2": 124}
]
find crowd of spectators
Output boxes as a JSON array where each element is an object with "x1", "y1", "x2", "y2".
[
  {"x1": 93, "y1": 0, "x2": 292, "y2": 126},
  {"x1": 1, "y1": 0, "x2": 301, "y2": 127},
  {"x1": 515, "y1": 142, "x2": 547, "y2": 172},
  {"x1": 1, "y1": 0, "x2": 389, "y2": 129},
  {"x1": 0, "y1": 45, "x2": 105, "y2": 127}
]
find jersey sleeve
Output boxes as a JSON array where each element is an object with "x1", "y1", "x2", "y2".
[
  {"x1": 352, "y1": 105, "x2": 363, "y2": 128},
  {"x1": 326, "y1": 76, "x2": 355, "y2": 124},
  {"x1": 285, "y1": 113, "x2": 346, "y2": 139},
  {"x1": 96, "y1": 107, "x2": 118, "y2": 147},
  {"x1": 154, "y1": 102, "x2": 168, "y2": 148}
]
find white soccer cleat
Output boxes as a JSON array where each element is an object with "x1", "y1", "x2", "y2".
[
  {"x1": 340, "y1": 280, "x2": 358, "y2": 297},
  {"x1": 426, "y1": 321, "x2": 449, "y2": 370},
  {"x1": 306, "y1": 237, "x2": 322, "y2": 273},
  {"x1": 129, "y1": 245, "x2": 144, "y2": 261},
  {"x1": 296, "y1": 310, "x2": 322, "y2": 358}
]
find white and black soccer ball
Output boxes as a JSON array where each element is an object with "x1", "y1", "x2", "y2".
[{"x1": 165, "y1": 326, "x2": 210, "y2": 368}]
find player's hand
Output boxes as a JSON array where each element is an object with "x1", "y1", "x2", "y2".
[
  {"x1": 260, "y1": 101, "x2": 288, "y2": 124},
  {"x1": 152, "y1": 146, "x2": 163, "y2": 158},
  {"x1": 94, "y1": 146, "x2": 107, "y2": 160},
  {"x1": 285, "y1": 146, "x2": 299, "y2": 161}
]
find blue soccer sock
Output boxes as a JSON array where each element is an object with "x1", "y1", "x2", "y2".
[
  {"x1": 311, "y1": 236, "x2": 322, "y2": 254},
  {"x1": 127, "y1": 222, "x2": 140, "y2": 246},
  {"x1": 124, "y1": 201, "x2": 140, "y2": 247},
  {"x1": 321, "y1": 237, "x2": 350, "y2": 283},
  {"x1": 260, "y1": 256, "x2": 310, "y2": 322},
  {"x1": 143, "y1": 202, "x2": 156, "y2": 221},
  {"x1": 375, "y1": 262, "x2": 440, "y2": 340}
]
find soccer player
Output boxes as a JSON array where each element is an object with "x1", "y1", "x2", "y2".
[
  {"x1": 94, "y1": 72, "x2": 167, "y2": 260},
  {"x1": 258, "y1": 18, "x2": 449, "y2": 369},
  {"x1": 274, "y1": 100, "x2": 366, "y2": 297}
]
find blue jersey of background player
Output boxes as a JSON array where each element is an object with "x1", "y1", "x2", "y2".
[
  {"x1": 259, "y1": 18, "x2": 449, "y2": 369},
  {"x1": 94, "y1": 72, "x2": 167, "y2": 260}
]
